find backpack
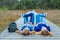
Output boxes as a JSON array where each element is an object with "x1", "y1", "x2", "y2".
[{"x1": 8, "y1": 22, "x2": 18, "y2": 32}]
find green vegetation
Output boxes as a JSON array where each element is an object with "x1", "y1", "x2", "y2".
[{"x1": 0, "y1": 0, "x2": 60, "y2": 10}]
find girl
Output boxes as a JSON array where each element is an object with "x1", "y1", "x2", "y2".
[
  {"x1": 34, "y1": 22, "x2": 52, "y2": 36},
  {"x1": 16, "y1": 22, "x2": 35, "y2": 36}
]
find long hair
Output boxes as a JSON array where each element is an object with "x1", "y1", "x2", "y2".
[
  {"x1": 22, "y1": 29, "x2": 30, "y2": 36},
  {"x1": 41, "y1": 29, "x2": 49, "y2": 36}
]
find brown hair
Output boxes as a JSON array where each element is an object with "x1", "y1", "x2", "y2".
[
  {"x1": 22, "y1": 29, "x2": 30, "y2": 36},
  {"x1": 41, "y1": 29, "x2": 49, "y2": 36}
]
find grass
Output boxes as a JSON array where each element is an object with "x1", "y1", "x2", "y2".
[
  {"x1": 0, "y1": 10, "x2": 60, "y2": 33},
  {"x1": 0, "y1": 10, "x2": 20, "y2": 33}
]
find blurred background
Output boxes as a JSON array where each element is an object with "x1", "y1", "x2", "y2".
[
  {"x1": 0, "y1": 0, "x2": 60, "y2": 33},
  {"x1": 0, "y1": 0, "x2": 60, "y2": 10}
]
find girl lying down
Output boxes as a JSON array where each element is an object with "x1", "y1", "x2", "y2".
[
  {"x1": 34, "y1": 23, "x2": 52, "y2": 36},
  {"x1": 15, "y1": 22, "x2": 52, "y2": 36},
  {"x1": 16, "y1": 22, "x2": 35, "y2": 36}
]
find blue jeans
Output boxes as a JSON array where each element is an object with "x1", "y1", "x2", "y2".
[
  {"x1": 23, "y1": 13, "x2": 34, "y2": 24},
  {"x1": 36, "y1": 13, "x2": 46, "y2": 24}
]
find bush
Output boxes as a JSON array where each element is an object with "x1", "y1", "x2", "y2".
[{"x1": 0, "y1": 0, "x2": 60, "y2": 10}]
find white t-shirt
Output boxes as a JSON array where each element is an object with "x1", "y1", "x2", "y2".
[{"x1": 41, "y1": 26, "x2": 47, "y2": 31}]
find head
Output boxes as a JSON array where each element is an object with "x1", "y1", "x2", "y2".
[
  {"x1": 41, "y1": 29, "x2": 49, "y2": 36},
  {"x1": 22, "y1": 29, "x2": 30, "y2": 36}
]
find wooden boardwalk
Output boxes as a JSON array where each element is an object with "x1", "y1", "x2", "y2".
[{"x1": 0, "y1": 17, "x2": 60, "y2": 40}]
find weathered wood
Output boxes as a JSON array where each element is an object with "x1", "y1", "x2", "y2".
[{"x1": 0, "y1": 17, "x2": 60, "y2": 40}]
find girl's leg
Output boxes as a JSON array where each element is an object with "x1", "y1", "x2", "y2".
[
  {"x1": 36, "y1": 14, "x2": 41, "y2": 24},
  {"x1": 23, "y1": 13, "x2": 31, "y2": 24},
  {"x1": 30, "y1": 13, "x2": 34, "y2": 24},
  {"x1": 36, "y1": 13, "x2": 46, "y2": 24},
  {"x1": 24, "y1": 17, "x2": 28, "y2": 24},
  {"x1": 41, "y1": 13, "x2": 46, "y2": 23},
  {"x1": 23, "y1": 13, "x2": 34, "y2": 24}
]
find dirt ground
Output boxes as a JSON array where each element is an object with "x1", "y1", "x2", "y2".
[{"x1": 0, "y1": 10, "x2": 60, "y2": 33}]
